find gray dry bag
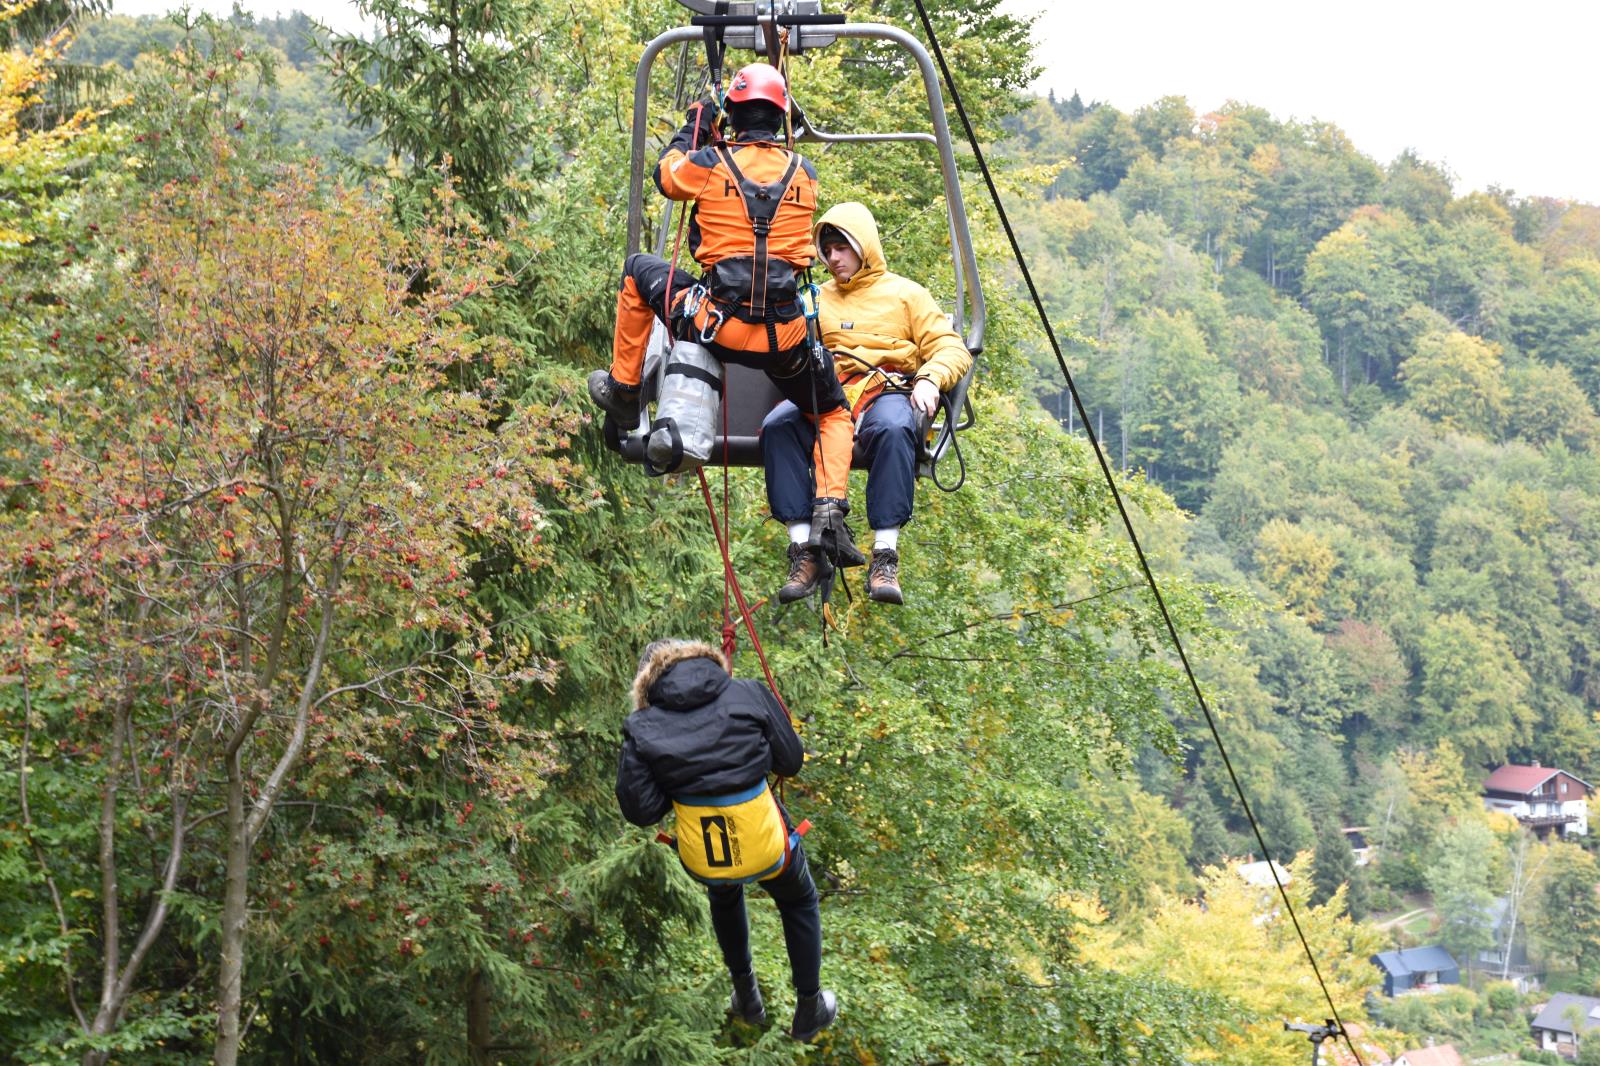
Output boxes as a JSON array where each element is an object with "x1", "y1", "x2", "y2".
[{"x1": 645, "y1": 339, "x2": 722, "y2": 474}]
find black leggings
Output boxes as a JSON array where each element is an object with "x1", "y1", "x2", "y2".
[{"x1": 705, "y1": 842, "x2": 822, "y2": 995}]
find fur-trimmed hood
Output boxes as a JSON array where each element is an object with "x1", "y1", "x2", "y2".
[{"x1": 630, "y1": 640, "x2": 730, "y2": 711}]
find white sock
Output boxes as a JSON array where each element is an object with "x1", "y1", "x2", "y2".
[
  {"x1": 874, "y1": 527, "x2": 900, "y2": 552},
  {"x1": 788, "y1": 522, "x2": 812, "y2": 545}
]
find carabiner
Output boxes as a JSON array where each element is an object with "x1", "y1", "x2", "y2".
[
  {"x1": 799, "y1": 282, "x2": 821, "y2": 322},
  {"x1": 698, "y1": 303, "x2": 727, "y2": 345}
]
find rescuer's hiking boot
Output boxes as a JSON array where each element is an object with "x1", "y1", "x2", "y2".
[
  {"x1": 806, "y1": 498, "x2": 866, "y2": 568},
  {"x1": 778, "y1": 543, "x2": 832, "y2": 604},
  {"x1": 789, "y1": 989, "x2": 838, "y2": 1042},
  {"x1": 586, "y1": 370, "x2": 641, "y2": 424},
  {"x1": 729, "y1": 970, "x2": 766, "y2": 1025},
  {"x1": 867, "y1": 548, "x2": 903, "y2": 605}
]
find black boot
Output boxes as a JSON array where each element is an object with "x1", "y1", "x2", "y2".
[
  {"x1": 867, "y1": 547, "x2": 903, "y2": 604},
  {"x1": 586, "y1": 369, "x2": 640, "y2": 424},
  {"x1": 729, "y1": 970, "x2": 766, "y2": 1025},
  {"x1": 789, "y1": 989, "x2": 837, "y2": 1042},
  {"x1": 806, "y1": 498, "x2": 866, "y2": 569},
  {"x1": 779, "y1": 542, "x2": 833, "y2": 604}
]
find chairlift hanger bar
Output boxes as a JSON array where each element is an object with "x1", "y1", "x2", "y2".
[
  {"x1": 690, "y1": 14, "x2": 846, "y2": 25},
  {"x1": 626, "y1": 22, "x2": 986, "y2": 354}
]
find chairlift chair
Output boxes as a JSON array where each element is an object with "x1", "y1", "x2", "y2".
[{"x1": 606, "y1": 0, "x2": 985, "y2": 483}]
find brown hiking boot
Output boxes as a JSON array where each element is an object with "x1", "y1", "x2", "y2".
[
  {"x1": 867, "y1": 548, "x2": 903, "y2": 604},
  {"x1": 778, "y1": 542, "x2": 832, "y2": 604}
]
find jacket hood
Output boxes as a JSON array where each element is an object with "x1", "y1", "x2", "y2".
[
  {"x1": 630, "y1": 640, "x2": 730, "y2": 711},
  {"x1": 815, "y1": 201, "x2": 886, "y2": 292}
]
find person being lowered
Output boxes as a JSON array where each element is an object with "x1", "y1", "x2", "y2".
[
  {"x1": 616, "y1": 639, "x2": 838, "y2": 1042},
  {"x1": 762, "y1": 202, "x2": 973, "y2": 604},
  {"x1": 587, "y1": 62, "x2": 865, "y2": 569}
]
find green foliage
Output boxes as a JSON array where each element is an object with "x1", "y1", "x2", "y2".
[
  {"x1": 1311, "y1": 818, "x2": 1358, "y2": 913},
  {"x1": 1533, "y1": 844, "x2": 1600, "y2": 979},
  {"x1": 1375, "y1": 985, "x2": 1480, "y2": 1042}
]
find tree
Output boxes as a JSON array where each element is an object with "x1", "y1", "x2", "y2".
[
  {"x1": 1254, "y1": 519, "x2": 1337, "y2": 625},
  {"x1": 1080, "y1": 860, "x2": 1384, "y2": 1065},
  {"x1": 3, "y1": 157, "x2": 578, "y2": 1063},
  {"x1": 321, "y1": 0, "x2": 557, "y2": 227},
  {"x1": 1426, "y1": 819, "x2": 1502, "y2": 964},
  {"x1": 1494, "y1": 822, "x2": 1549, "y2": 981},
  {"x1": 1532, "y1": 843, "x2": 1600, "y2": 979},
  {"x1": 1414, "y1": 612, "x2": 1533, "y2": 765},
  {"x1": 1311, "y1": 818, "x2": 1360, "y2": 915},
  {"x1": 1258, "y1": 786, "x2": 1315, "y2": 861}
]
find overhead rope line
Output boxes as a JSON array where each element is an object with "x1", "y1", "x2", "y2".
[{"x1": 903, "y1": 2, "x2": 1365, "y2": 1061}]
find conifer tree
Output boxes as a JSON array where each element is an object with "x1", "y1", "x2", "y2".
[
  {"x1": 320, "y1": 0, "x2": 554, "y2": 227},
  {"x1": 1311, "y1": 819, "x2": 1360, "y2": 915}
]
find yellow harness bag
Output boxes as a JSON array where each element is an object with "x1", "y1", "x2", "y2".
[{"x1": 670, "y1": 781, "x2": 800, "y2": 885}]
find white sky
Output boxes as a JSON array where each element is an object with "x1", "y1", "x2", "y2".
[
  {"x1": 109, "y1": 0, "x2": 1599, "y2": 204},
  {"x1": 1004, "y1": 0, "x2": 1600, "y2": 205}
]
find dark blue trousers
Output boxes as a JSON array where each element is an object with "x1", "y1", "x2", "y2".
[
  {"x1": 706, "y1": 841, "x2": 822, "y2": 995},
  {"x1": 761, "y1": 393, "x2": 918, "y2": 530}
]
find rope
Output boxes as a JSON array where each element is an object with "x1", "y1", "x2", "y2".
[
  {"x1": 904, "y1": 3, "x2": 1366, "y2": 1062},
  {"x1": 655, "y1": 62, "x2": 794, "y2": 724},
  {"x1": 696, "y1": 468, "x2": 793, "y2": 723}
]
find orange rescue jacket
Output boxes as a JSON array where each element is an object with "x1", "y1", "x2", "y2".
[{"x1": 654, "y1": 123, "x2": 818, "y2": 323}]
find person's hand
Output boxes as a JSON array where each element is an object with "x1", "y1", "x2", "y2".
[
  {"x1": 685, "y1": 97, "x2": 718, "y2": 138},
  {"x1": 911, "y1": 378, "x2": 941, "y2": 417}
]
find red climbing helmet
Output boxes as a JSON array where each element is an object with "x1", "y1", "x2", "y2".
[{"x1": 725, "y1": 62, "x2": 788, "y2": 112}]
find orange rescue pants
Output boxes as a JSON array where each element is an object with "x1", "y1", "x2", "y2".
[{"x1": 611, "y1": 253, "x2": 852, "y2": 502}]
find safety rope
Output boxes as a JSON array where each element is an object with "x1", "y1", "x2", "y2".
[
  {"x1": 904, "y1": 2, "x2": 1366, "y2": 1062},
  {"x1": 656, "y1": 66, "x2": 795, "y2": 725}
]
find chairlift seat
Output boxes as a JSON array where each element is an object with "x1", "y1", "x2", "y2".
[{"x1": 608, "y1": 323, "x2": 973, "y2": 475}]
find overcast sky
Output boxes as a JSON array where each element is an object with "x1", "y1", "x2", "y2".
[
  {"x1": 109, "y1": 0, "x2": 1598, "y2": 204},
  {"x1": 1004, "y1": 0, "x2": 1599, "y2": 204}
]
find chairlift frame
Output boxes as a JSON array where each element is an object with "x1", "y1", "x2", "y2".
[{"x1": 611, "y1": 1, "x2": 985, "y2": 479}]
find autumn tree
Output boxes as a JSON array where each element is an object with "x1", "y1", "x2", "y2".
[
  {"x1": 3, "y1": 152, "x2": 580, "y2": 1061},
  {"x1": 1400, "y1": 328, "x2": 1508, "y2": 435},
  {"x1": 1081, "y1": 859, "x2": 1384, "y2": 1065}
]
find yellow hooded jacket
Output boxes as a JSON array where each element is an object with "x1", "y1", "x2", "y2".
[{"x1": 812, "y1": 202, "x2": 973, "y2": 402}]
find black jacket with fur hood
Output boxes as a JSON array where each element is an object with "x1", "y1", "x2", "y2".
[{"x1": 615, "y1": 641, "x2": 804, "y2": 827}]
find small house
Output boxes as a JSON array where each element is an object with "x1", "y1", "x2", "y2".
[
  {"x1": 1530, "y1": 993, "x2": 1600, "y2": 1060},
  {"x1": 1371, "y1": 946, "x2": 1460, "y2": 996},
  {"x1": 1342, "y1": 826, "x2": 1375, "y2": 867}
]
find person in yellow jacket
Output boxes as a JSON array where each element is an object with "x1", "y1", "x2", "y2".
[{"x1": 761, "y1": 201, "x2": 972, "y2": 604}]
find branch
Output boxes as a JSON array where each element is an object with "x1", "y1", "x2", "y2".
[
  {"x1": 13, "y1": 630, "x2": 88, "y2": 1031},
  {"x1": 884, "y1": 584, "x2": 1138, "y2": 661},
  {"x1": 94, "y1": 693, "x2": 131, "y2": 1023},
  {"x1": 245, "y1": 515, "x2": 350, "y2": 846},
  {"x1": 107, "y1": 791, "x2": 190, "y2": 1032}
]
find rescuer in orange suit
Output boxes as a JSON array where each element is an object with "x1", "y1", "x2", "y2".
[{"x1": 587, "y1": 62, "x2": 865, "y2": 570}]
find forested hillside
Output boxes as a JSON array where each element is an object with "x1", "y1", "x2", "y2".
[{"x1": 2, "y1": 1, "x2": 1598, "y2": 1063}]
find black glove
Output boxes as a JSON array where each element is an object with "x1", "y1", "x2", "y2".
[{"x1": 683, "y1": 97, "x2": 719, "y2": 142}]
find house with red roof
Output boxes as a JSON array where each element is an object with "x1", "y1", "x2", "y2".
[{"x1": 1483, "y1": 763, "x2": 1591, "y2": 838}]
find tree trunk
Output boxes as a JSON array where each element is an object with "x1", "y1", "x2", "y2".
[
  {"x1": 214, "y1": 754, "x2": 251, "y2": 1066},
  {"x1": 467, "y1": 968, "x2": 492, "y2": 1066}
]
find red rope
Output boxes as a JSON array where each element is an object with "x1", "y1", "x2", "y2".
[
  {"x1": 696, "y1": 468, "x2": 793, "y2": 723},
  {"x1": 655, "y1": 89, "x2": 789, "y2": 719}
]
